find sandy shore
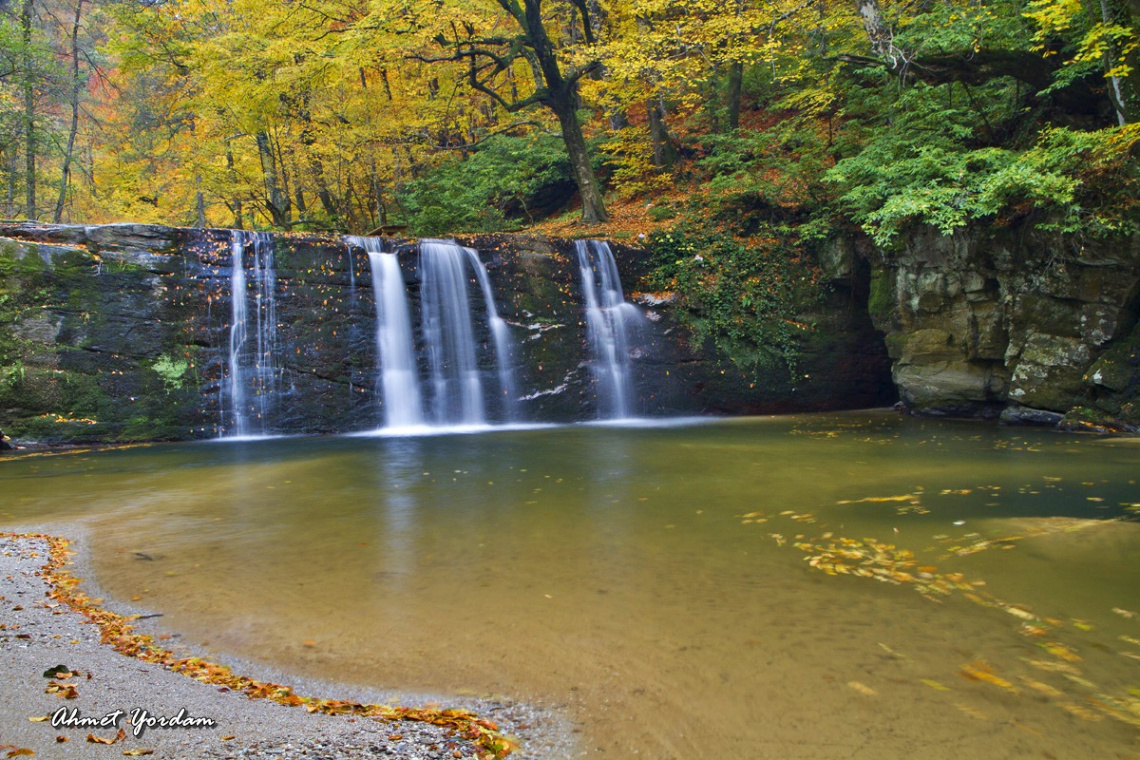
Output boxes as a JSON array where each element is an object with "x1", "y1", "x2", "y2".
[{"x1": 0, "y1": 532, "x2": 566, "y2": 760}]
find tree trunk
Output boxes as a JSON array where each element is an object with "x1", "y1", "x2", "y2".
[
  {"x1": 520, "y1": 0, "x2": 608, "y2": 222},
  {"x1": 725, "y1": 61, "x2": 743, "y2": 131},
  {"x1": 1091, "y1": 0, "x2": 1137, "y2": 123},
  {"x1": 54, "y1": 0, "x2": 83, "y2": 224},
  {"x1": 552, "y1": 91, "x2": 608, "y2": 223},
  {"x1": 647, "y1": 95, "x2": 676, "y2": 168},
  {"x1": 225, "y1": 141, "x2": 243, "y2": 229},
  {"x1": 21, "y1": 0, "x2": 35, "y2": 221},
  {"x1": 256, "y1": 131, "x2": 290, "y2": 227},
  {"x1": 855, "y1": 0, "x2": 899, "y2": 64}
]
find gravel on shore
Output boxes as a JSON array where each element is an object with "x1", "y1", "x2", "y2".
[{"x1": 0, "y1": 532, "x2": 572, "y2": 760}]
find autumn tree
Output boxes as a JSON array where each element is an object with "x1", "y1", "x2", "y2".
[{"x1": 379, "y1": 0, "x2": 610, "y2": 223}]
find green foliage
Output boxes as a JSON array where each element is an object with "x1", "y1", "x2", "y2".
[
  {"x1": 824, "y1": 74, "x2": 1140, "y2": 247},
  {"x1": 152, "y1": 353, "x2": 190, "y2": 392},
  {"x1": 398, "y1": 135, "x2": 574, "y2": 236},
  {"x1": 645, "y1": 228, "x2": 825, "y2": 376}
]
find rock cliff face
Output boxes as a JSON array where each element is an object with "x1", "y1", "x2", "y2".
[
  {"x1": 0, "y1": 223, "x2": 894, "y2": 444},
  {"x1": 868, "y1": 225, "x2": 1140, "y2": 425}
]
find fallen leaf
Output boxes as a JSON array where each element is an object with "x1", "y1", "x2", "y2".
[
  {"x1": 6, "y1": 751, "x2": 35, "y2": 758},
  {"x1": 28, "y1": 717, "x2": 49, "y2": 723},
  {"x1": 122, "y1": 750, "x2": 154, "y2": 757},
  {"x1": 86, "y1": 729, "x2": 125, "y2": 745},
  {"x1": 960, "y1": 662, "x2": 1019, "y2": 694},
  {"x1": 847, "y1": 681, "x2": 876, "y2": 696},
  {"x1": 920, "y1": 679, "x2": 949, "y2": 691},
  {"x1": 1019, "y1": 678, "x2": 1062, "y2": 697}
]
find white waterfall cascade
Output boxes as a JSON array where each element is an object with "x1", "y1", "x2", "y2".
[
  {"x1": 462, "y1": 246, "x2": 519, "y2": 422},
  {"x1": 225, "y1": 230, "x2": 278, "y2": 436},
  {"x1": 349, "y1": 237, "x2": 518, "y2": 429},
  {"x1": 347, "y1": 236, "x2": 425, "y2": 429},
  {"x1": 575, "y1": 239, "x2": 642, "y2": 419}
]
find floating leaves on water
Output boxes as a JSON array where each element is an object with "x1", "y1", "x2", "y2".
[
  {"x1": 959, "y1": 662, "x2": 1019, "y2": 694},
  {"x1": 1113, "y1": 608, "x2": 1137, "y2": 619},
  {"x1": 1019, "y1": 678, "x2": 1063, "y2": 697},
  {"x1": 1003, "y1": 605, "x2": 1036, "y2": 621},
  {"x1": 1058, "y1": 702, "x2": 1104, "y2": 721},
  {"x1": 1024, "y1": 658, "x2": 1082, "y2": 676},
  {"x1": 1119, "y1": 635, "x2": 1140, "y2": 648},
  {"x1": 836, "y1": 494, "x2": 917, "y2": 505},
  {"x1": 847, "y1": 681, "x2": 876, "y2": 696},
  {"x1": 1040, "y1": 642, "x2": 1082, "y2": 662}
]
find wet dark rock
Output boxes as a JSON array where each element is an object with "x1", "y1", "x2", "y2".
[
  {"x1": 869, "y1": 224, "x2": 1140, "y2": 422},
  {"x1": 0, "y1": 224, "x2": 894, "y2": 444}
]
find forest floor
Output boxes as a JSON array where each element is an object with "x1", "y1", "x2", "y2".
[{"x1": 0, "y1": 531, "x2": 564, "y2": 760}]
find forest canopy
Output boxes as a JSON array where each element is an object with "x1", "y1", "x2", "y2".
[{"x1": 0, "y1": 0, "x2": 1136, "y2": 243}]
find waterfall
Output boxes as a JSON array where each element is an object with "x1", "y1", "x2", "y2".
[
  {"x1": 575, "y1": 240, "x2": 640, "y2": 419},
  {"x1": 347, "y1": 236, "x2": 425, "y2": 428},
  {"x1": 349, "y1": 237, "x2": 517, "y2": 429},
  {"x1": 225, "y1": 230, "x2": 278, "y2": 436},
  {"x1": 419, "y1": 240, "x2": 486, "y2": 426},
  {"x1": 463, "y1": 246, "x2": 518, "y2": 422}
]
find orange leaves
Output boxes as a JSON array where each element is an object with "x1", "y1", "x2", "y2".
[
  {"x1": 959, "y1": 661, "x2": 1019, "y2": 694},
  {"x1": 86, "y1": 729, "x2": 126, "y2": 745},
  {"x1": 0, "y1": 531, "x2": 518, "y2": 760},
  {"x1": 44, "y1": 680, "x2": 79, "y2": 699}
]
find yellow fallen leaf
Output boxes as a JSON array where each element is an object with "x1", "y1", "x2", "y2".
[
  {"x1": 86, "y1": 729, "x2": 125, "y2": 745},
  {"x1": 1059, "y1": 702, "x2": 1103, "y2": 721},
  {"x1": 1041, "y1": 642, "x2": 1081, "y2": 662},
  {"x1": 921, "y1": 679, "x2": 949, "y2": 691},
  {"x1": 847, "y1": 681, "x2": 876, "y2": 696},
  {"x1": 122, "y1": 751, "x2": 154, "y2": 757},
  {"x1": 28, "y1": 716, "x2": 49, "y2": 723},
  {"x1": 1019, "y1": 678, "x2": 1062, "y2": 697},
  {"x1": 960, "y1": 662, "x2": 1019, "y2": 694}
]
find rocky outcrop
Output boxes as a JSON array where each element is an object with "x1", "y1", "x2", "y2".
[
  {"x1": 869, "y1": 225, "x2": 1140, "y2": 425},
  {"x1": 0, "y1": 223, "x2": 894, "y2": 444}
]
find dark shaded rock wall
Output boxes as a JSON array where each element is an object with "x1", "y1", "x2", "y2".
[
  {"x1": 0, "y1": 223, "x2": 895, "y2": 444},
  {"x1": 868, "y1": 225, "x2": 1140, "y2": 423}
]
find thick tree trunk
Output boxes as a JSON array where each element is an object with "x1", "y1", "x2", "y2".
[
  {"x1": 516, "y1": 0, "x2": 607, "y2": 223},
  {"x1": 647, "y1": 95, "x2": 676, "y2": 168},
  {"x1": 256, "y1": 131, "x2": 290, "y2": 227},
  {"x1": 725, "y1": 61, "x2": 743, "y2": 131},
  {"x1": 54, "y1": 0, "x2": 83, "y2": 224},
  {"x1": 21, "y1": 0, "x2": 35, "y2": 220},
  {"x1": 552, "y1": 92, "x2": 608, "y2": 223}
]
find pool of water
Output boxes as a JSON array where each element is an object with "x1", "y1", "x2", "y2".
[{"x1": 2, "y1": 412, "x2": 1139, "y2": 759}]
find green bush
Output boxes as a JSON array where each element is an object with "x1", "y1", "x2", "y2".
[
  {"x1": 645, "y1": 228, "x2": 826, "y2": 376},
  {"x1": 398, "y1": 135, "x2": 575, "y2": 236}
]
